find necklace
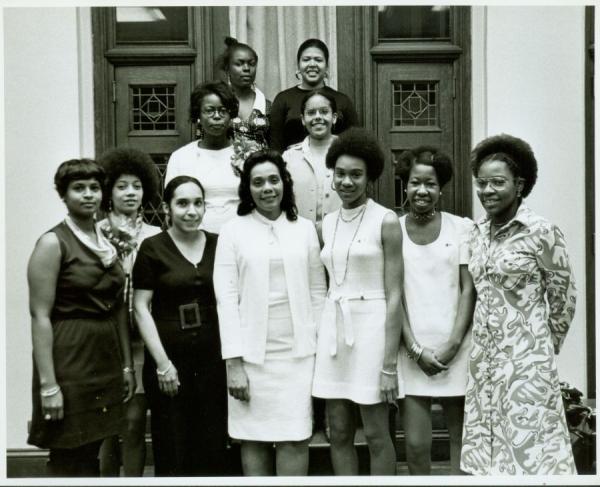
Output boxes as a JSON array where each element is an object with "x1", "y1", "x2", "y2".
[
  {"x1": 330, "y1": 203, "x2": 367, "y2": 287},
  {"x1": 339, "y1": 205, "x2": 366, "y2": 223},
  {"x1": 409, "y1": 209, "x2": 436, "y2": 222}
]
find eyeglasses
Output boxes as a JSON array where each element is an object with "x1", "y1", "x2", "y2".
[
  {"x1": 201, "y1": 107, "x2": 229, "y2": 118},
  {"x1": 474, "y1": 176, "x2": 514, "y2": 191}
]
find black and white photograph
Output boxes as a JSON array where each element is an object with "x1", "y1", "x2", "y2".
[{"x1": 2, "y1": 2, "x2": 597, "y2": 483}]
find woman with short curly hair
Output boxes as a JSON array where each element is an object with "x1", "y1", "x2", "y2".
[
  {"x1": 96, "y1": 147, "x2": 161, "y2": 477},
  {"x1": 165, "y1": 81, "x2": 240, "y2": 234},
  {"x1": 27, "y1": 159, "x2": 134, "y2": 477},
  {"x1": 461, "y1": 134, "x2": 577, "y2": 475},
  {"x1": 395, "y1": 146, "x2": 475, "y2": 475},
  {"x1": 312, "y1": 128, "x2": 404, "y2": 475}
]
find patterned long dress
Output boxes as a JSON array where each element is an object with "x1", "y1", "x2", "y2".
[{"x1": 461, "y1": 203, "x2": 577, "y2": 475}]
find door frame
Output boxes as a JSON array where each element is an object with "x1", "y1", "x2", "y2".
[
  {"x1": 337, "y1": 6, "x2": 472, "y2": 217},
  {"x1": 91, "y1": 7, "x2": 229, "y2": 157}
]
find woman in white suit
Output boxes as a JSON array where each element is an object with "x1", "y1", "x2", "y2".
[{"x1": 214, "y1": 149, "x2": 326, "y2": 476}]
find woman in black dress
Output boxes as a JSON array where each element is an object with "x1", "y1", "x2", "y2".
[
  {"x1": 132, "y1": 175, "x2": 228, "y2": 476},
  {"x1": 27, "y1": 158, "x2": 135, "y2": 477},
  {"x1": 270, "y1": 38, "x2": 358, "y2": 152}
]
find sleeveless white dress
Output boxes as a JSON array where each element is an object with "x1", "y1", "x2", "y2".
[
  {"x1": 399, "y1": 212, "x2": 472, "y2": 397},
  {"x1": 312, "y1": 199, "x2": 404, "y2": 404}
]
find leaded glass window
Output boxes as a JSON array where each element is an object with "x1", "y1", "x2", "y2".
[
  {"x1": 392, "y1": 81, "x2": 438, "y2": 127},
  {"x1": 131, "y1": 85, "x2": 176, "y2": 131},
  {"x1": 143, "y1": 154, "x2": 169, "y2": 227}
]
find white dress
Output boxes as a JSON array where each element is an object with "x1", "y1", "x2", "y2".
[
  {"x1": 164, "y1": 142, "x2": 237, "y2": 234},
  {"x1": 312, "y1": 199, "x2": 403, "y2": 404},
  {"x1": 399, "y1": 212, "x2": 472, "y2": 397},
  {"x1": 227, "y1": 213, "x2": 315, "y2": 442}
]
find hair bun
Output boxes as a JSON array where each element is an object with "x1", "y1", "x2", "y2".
[{"x1": 225, "y1": 36, "x2": 238, "y2": 47}]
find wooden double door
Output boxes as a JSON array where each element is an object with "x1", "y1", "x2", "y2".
[{"x1": 94, "y1": 6, "x2": 471, "y2": 222}]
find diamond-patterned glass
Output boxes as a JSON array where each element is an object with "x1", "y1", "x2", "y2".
[
  {"x1": 392, "y1": 81, "x2": 438, "y2": 127},
  {"x1": 131, "y1": 85, "x2": 176, "y2": 131},
  {"x1": 142, "y1": 154, "x2": 169, "y2": 228}
]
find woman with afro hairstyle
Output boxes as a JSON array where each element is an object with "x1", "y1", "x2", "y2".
[
  {"x1": 461, "y1": 134, "x2": 577, "y2": 475},
  {"x1": 96, "y1": 147, "x2": 160, "y2": 477},
  {"x1": 165, "y1": 81, "x2": 240, "y2": 234},
  {"x1": 312, "y1": 128, "x2": 404, "y2": 475},
  {"x1": 395, "y1": 146, "x2": 475, "y2": 475}
]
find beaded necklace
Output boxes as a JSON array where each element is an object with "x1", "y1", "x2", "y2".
[{"x1": 330, "y1": 203, "x2": 367, "y2": 287}]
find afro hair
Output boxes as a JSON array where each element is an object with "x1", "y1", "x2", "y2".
[
  {"x1": 471, "y1": 134, "x2": 538, "y2": 198},
  {"x1": 97, "y1": 147, "x2": 159, "y2": 211}
]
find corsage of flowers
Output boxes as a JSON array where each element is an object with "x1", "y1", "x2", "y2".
[{"x1": 231, "y1": 136, "x2": 264, "y2": 176}]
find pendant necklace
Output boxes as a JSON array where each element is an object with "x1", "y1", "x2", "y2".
[{"x1": 330, "y1": 203, "x2": 367, "y2": 287}]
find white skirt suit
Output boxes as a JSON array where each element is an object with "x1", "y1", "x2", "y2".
[{"x1": 214, "y1": 211, "x2": 326, "y2": 441}]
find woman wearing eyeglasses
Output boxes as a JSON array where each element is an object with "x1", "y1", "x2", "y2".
[
  {"x1": 461, "y1": 134, "x2": 577, "y2": 475},
  {"x1": 165, "y1": 81, "x2": 240, "y2": 234}
]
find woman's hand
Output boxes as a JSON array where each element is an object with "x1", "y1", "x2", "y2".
[
  {"x1": 380, "y1": 370, "x2": 399, "y2": 405},
  {"x1": 417, "y1": 348, "x2": 449, "y2": 376},
  {"x1": 41, "y1": 387, "x2": 64, "y2": 421},
  {"x1": 123, "y1": 370, "x2": 136, "y2": 402},
  {"x1": 434, "y1": 341, "x2": 461, "y2": 366},
  {"x1": 157, "y1": 361, "x2": 180, "y2": 397},
  {"x1": 226, "y1": 359, "x2": 249, "y2": 402}
]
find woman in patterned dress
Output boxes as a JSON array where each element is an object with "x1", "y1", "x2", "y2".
[
  {"x1": 27, "y1": 159, "x2": 135, "y2": 477},
  {"x1": 312, "y1": 128, "x2": 404, "y2": 475},
  {"x1": 461, "y1": 134, "x2": 577, "y2": 475},
  {"x1": 96, "y1": 148, "x2": 160, "y2": 477},
  {"x1": 164, "y1": 81, "x2": 240, "y2": 234},
  {"x1": 216, "y1": 37, "x2": 270, "y2": 166},
  {"x1": 396, "y1": 146, "x2": 475, "y2": 475}
]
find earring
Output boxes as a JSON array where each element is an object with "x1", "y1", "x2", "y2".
[
  {"x1": 295, "y1": 71, "x2": 301, "y2": 81},
  {"x1": 439, "y1": 191, "x2": 443, "y2": 196},
  {"x1": 108, "y1": 199, "x2": 113, "y2": 212},
  {"x1": 195, "y1": 121, "x2": 205, "y2": 140}
]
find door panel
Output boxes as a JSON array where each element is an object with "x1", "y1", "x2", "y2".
[
  {"x1": 114, "y1": 65, "x2": 192, "y2": 225},
  {"x1": 376, "y1": 63, "x2": 455, "y2": 213},
  {"x1": 115, "y1": 65, "x2": 192, "y2": 152}
]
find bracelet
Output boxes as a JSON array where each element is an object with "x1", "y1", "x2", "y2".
[
  {"x1": 123, "y1": 366, "x2": 135, "y2": 374},
  {"x1": 156, "y1": 361, "x2": 173, "y2": 376},
  {"x1": 40, "y1": 385, "x2": 61, "y2": 397},
  {"x1": 381, "y1": 368, "x2": 397, "y2": 376},
  {"x1": 408, "y1": 342, "x2": 424, "y2": 362}
]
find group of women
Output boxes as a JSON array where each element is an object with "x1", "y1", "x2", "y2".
[{"x1": 27, "y1": 36, "x2": 578, "y2": 478}]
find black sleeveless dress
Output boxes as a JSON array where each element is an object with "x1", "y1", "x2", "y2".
[{"x1": 28, "y1": 221, "x2": 126, "y2": 449}]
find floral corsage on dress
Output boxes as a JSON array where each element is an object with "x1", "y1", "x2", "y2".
[{"x1": 230, "y1": 108, "x2": 269, "y2": 175}]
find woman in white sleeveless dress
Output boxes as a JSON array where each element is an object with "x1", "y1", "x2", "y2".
[
  {"x1": 312, "y1": 128, "x2": 404, "y2": 475},
  {"x1": 396, "y1": 147, "x2": 475, "y2": 475}
]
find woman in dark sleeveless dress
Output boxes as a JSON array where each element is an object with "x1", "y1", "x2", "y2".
[{"x1": 27, "y1": 159, "x2": 135, "y2": 477}]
